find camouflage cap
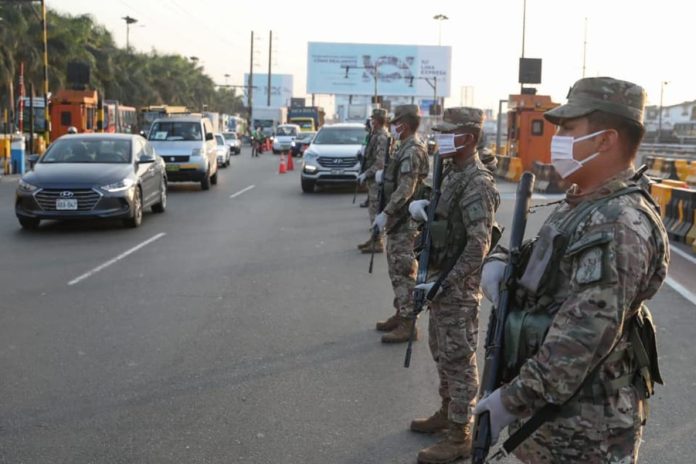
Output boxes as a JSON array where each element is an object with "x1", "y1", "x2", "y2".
[
  {"x1": 544, "y1": 76, "x2": 647, "y2": 125},
  {"x1": 389, "y1": 104, "x2": 420, "y2": 124},
  {"x1": 371, "y1": 108, "x2": 387, "y2": 119},
  {"x1": 432, "y1": 107, "x2": 484, "y2": 132}
]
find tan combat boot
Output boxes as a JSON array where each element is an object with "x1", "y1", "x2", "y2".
[
  {"x1": 410, "y1": 400, "x2": 450, "y2": 434},
  {"x1": 381, "y1": 317, "x2": 417, "y2": 344},
  {"x1": 375, "y1": 311, "x2": 399, "y2": 332},
  {"x1": 360, "y1": 237, "x2": 384, "y2": 253},
  {"x1": 416, "y1": 421, "x2": 471, "y2": 464},
  {"x1": 356, "y1": 237, "x2": 373, "y2": 250}
]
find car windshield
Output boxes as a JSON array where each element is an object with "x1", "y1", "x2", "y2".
[
  {"x1": 276, "y1": 126, "x2": 298, "y2": 136},
  {"x1": 296, "y1": 121, "x2": 314, "y2": 130},
  {"x1": 296, "y1": 132, "x2": 315, "y2": 142},
  {"x1": 215, "y1": 135, "x2": 225, "y2": 146},
  {"x1": 223, "y1": 133, "x2": 237, "y2": 140},
  {"x1": 313, "y1": 128, "x2": 366, "y2": 145},
  {"x1": 41, "y1": 138, "x2": 132, "y2": 164},
  {"x1": 149, "y1": 121, "x2": 202, "y2": 141}
]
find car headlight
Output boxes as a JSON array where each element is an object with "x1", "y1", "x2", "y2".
[
  {"x1": 192, "y1": 148, "x2": 203, "y2": 156},
  {"x1": 101, "y1": 178, "x2": 135, "y2": 192},
  {"x1": 303, "y1": 164, "x2": 318, "y2": 173},
  {"x1": 291, "y1": 141, "x2": 296, "y2": 147},
  {"x1": 18, "y1": 179, "x2": 39, "y2": 192}
]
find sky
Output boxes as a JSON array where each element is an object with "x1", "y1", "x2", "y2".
[{"x1": 46, "y1": 0, "x2": 696, "y2": 115}]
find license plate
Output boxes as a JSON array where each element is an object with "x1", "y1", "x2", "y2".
[
  {"x1": 331, "y1": 169, "x2": 344, "y2": 175},
  {"x1": 166, "y1": 164, "x2": 180, "y2": 172},
  {"x1": 56, "y1": 199, "x2": 78, "y2": 210}
]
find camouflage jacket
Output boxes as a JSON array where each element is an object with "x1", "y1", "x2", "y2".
[
  {"x1": 363, "y1": 127, "x2": 390, "y2": 179},
  {"x1": 429, "y1": 152, "x2": 499, "y2": 304},
  {"x1": 383, "y1": 134, "x2": 429, "y2": 231},
  {"x1": 500, "y1": 167, "x2": 670, "y2": 416}
]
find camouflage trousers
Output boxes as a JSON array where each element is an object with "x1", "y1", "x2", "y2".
[
  {"x1": 510, "y1": 387, "x2": 646, "y2": 463},
  {"x1": 386, "y1": 228, "x2": 417, "y2": 317},
  {"x1": 367, "y1": 179, "x2": 380, "y2": 225},
  {"x1": 428, "y1": 298, "x2": 480, "y2": 426}
]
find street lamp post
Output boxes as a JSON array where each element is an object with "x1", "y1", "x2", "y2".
[
  {"x1": 121, "y1": 15, "x2": 138, "y2": 51},
  {"x1": 343, "y1": 64, "x2": 380, "y2": 107},
  {"x1": 657, "y1": 80, "x2": 669, "y2": 144},
  {"x1": 433, "y1": 14, "x2": 449, "y2": 46}
]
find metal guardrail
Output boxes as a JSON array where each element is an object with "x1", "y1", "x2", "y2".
[{"x1": 639, "y1": 143, "x2": 696, "y2": 162}]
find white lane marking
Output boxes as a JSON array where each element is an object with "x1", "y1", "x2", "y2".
[
  {"x1": 68, "y1": 233, "x2": 166, "y2": 286},
  {"x1": 671, "y1": 245, "x2": 696, "y2": 266},
  {"x1": 230, "y1": 184, "x2": 255, "y2": 199},
  {"x1": 665, "y1": 277, "x2": 696, "y2": 306}
]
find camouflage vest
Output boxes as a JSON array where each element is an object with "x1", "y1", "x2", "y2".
[
  {"x1": 429, "y1": 155, "x2": 495, "y2": 270},
  {"x1": 383, "y1": 135, "x2": 429, "y2": 208},
  {"x1": 364, "y1": 128, "x2": 388, "y2": 171},
  {"x1": 503, "y1": 179, "x2": 666, "y2": 400}
]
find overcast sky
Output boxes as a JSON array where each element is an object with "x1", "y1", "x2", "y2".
[{"x1": 47, "y1": 0, "x2": 694, "y2": 113}]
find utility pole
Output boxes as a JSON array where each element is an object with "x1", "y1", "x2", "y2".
[
  {"x1": 657, "y1": 81, "x2": 669, "y2": 143},
  {"x1": 267, "y1": 30, "x2": 272, "y2": 106},
  {"x1": 248, "y1": 31, "x2": 254, "y2": 128},
  {"x1": 520, "y1": 0, "x2": 527, "y2": 93},
  {"x1": 122, "y1": 15, "x2": 137, "y2": 51},
  {"x1": 582, "y1": 17, "x2": 588, "y2": 78},
  {"x1": 40, "y1": 0, "x2": 49, "y2": 143}
]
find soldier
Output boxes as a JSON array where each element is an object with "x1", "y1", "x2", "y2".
[
  {"x1": 356, "y1": 109, "x2": 390, "y2": 252},
  {"x1": 474, "y1": 77, "x2": 669, "y2": 462},
  {"x1": 372, "y1": 104, "x2": 429, "y2": 343},
  {"x1": 407, "y1": 108, "x2": 500, "y2": 464}
]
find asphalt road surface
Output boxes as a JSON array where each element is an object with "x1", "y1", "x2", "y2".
[{"x1": 1, "y1": 148, "x2": 695, "y2": 463}]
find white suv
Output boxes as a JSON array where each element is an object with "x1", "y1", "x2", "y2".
[{"x1": 300, "y1": 123, "x2": 367, "y2": 193}]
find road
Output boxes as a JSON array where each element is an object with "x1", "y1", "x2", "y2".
[{"x1": 1, "y1": 147, "x2": 695, "y2": 463}]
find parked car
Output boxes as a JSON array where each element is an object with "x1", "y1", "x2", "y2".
[
  {"x1": 215, "y1": 133, "x2": 231, "y2": 168},
  {"x1": 15, "y1": 133, "x2": 167, "y2": 229},
  {"x1": 272, "y1": 123, "x2": 301, "y2": 154},
  {"x1": 291, "y1": 131, "x2": 316, "y2": 157},
  {"x1": 223, "y1": 131, "x2": 241, "y2": 155},
  {"x1": 300, "y1": 123, "x2": 366, "y2": 193},
  {"x1": 147, "y1": 115, "x2": 218, "y2": 190}
]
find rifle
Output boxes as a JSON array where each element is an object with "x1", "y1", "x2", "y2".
[
  {"x1": 368, "y1": 135, "x2": 392, "y2": 273},
  {"x1": 471, "y1": 171, "x2": 535, "y2": 464},
  {"x1": 403, "y1": 150, "x2": 444, "y2": 368}
]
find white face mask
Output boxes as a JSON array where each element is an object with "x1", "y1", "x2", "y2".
[
  {"x1": 550, "y1": 129, "x2": 607, "y2": 179},
  {"x1": 433, "y1": 134, "x2": 466, "y2": 156},
  {"x1": 391, "y1": 124, "x2": 403, "y2": 139}
]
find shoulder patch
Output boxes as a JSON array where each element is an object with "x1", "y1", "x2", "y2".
[
  {"x1": 575, "y1": 247, "x2": 604, "y2": 284},
  {"x1": 465, "y1": 199, "x2": 486, "y2": 222},
  {"x1": 400, "y1": 158, "x2": 412, "y2": 174}
]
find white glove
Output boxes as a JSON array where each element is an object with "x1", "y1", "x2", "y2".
[
  {"x1": 372, "y1": 212, "x2": 387, "y2": 233},
  {"x1": 375, "y1": 169, "x2": 384, "y2": 184},
  {"x1": 408, "y1": 199, "x2": 430, "y2": 222},
  {"x1": 357, "y1": 172, "x2": 367, "y2": 184},
  {"x1": 481, "y1": 259, "x2": 506, "y2": 306},
  {"x1": 473, "y1": 388, "x2": 517, "y2": 445}
]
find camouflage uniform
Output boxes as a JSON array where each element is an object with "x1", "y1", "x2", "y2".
[
  {"x1": 363, "y1": 111, "x2": 390, "y2": 225},
  {"x1": 413, "y1": 108, "x2": 500, "y2": 464},
  {"x1": 495, "y1": 78, "x2": 670, "y2": 463},
  {"x1": 383, "y1": 105, "x2": 429, "y2": 323}
]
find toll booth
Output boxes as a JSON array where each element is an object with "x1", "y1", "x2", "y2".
[
  {"x1": 49, "y1": 89, "x2": 99, "y2": 140},
  {"x1": 505, "y1": 93, "x2": 558, "y2": 171}
]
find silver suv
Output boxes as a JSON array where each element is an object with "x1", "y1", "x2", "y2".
[
  {"x1": 300, "y1": 123, "x2": 367, "y2": 193},
  {"x1": 148, "y1": 116, "x2": 219, "y2": 190}
]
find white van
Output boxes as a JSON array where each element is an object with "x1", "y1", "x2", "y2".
[{"x1": 272, "y1": 124, "x2": 301, "y2": 154}]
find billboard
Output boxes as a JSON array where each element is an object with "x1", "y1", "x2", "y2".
[
  {"x1": 307, "y1": 42, "x2": 451, "y2": 97},
  {"x1": 243, "y1": 73, "x2": 293, "y2": 108}
]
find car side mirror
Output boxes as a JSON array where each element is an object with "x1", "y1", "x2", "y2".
[
  {"x1": 205, "y1": 132, "x2": 214, "y2": 141},
  {"x1": 139, "y1": 155, "x2": 156, "y2": 164}
]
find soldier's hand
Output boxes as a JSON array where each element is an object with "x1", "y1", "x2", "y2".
[
  {"x1": 481, "y1": 259, "x2": 506, "y2": 306},
  {"x1": 375, "y1": 169, "x2": 384, "y2": 184},
  {"x1": 473, "y1": 388, "x2": 516, "y2": 445},
  {"x1": 357, "y1": 172, "x2": 367, "y2": 185},
  {"x1": 372, "y1": 212, "x2": 388, "y2": 233},
  {"x1": 408, "y1": 199, "x2": 430, "y2": 222}
]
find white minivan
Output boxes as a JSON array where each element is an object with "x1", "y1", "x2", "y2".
[{"x1": 272, "y1": 123, "x2": 301, "y2": 154}]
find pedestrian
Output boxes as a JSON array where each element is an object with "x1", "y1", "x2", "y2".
[
  {"x1": 372, "y1": 104, "x2": 429, "y2": 343},
  {"x1": 357, "y1": 108, "x2": 391, "y2": 253},
  {"x1": 474, "y1": 77, "x2": 669, "y2": 463},
  {"x1": 408, "y1": 107, "x2": 500, "y2": 463}
]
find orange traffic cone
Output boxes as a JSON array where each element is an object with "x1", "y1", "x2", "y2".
[
  {"x1": 286, "y1": 150, "x2": 294, "y2": 171},
  {"x1": 278, "y1": 153, "x2": 287, "y2": 174}
]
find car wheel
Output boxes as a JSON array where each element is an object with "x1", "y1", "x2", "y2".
[
  {"x1": 201, "y1": 171, "x2": 211, "y2": 190},
  {"x1": 18, "y1": 217, "x2": 40, "y2": 230},
  {"x1": 211, "y1": 170, "x2": 218, "y2": 185},
  {"x1": 124, "y1": 187, "x2": 143, "y2": 228},
  {"x1": 152, "y1": 178, "x2": 167, "y2": 213},
  {"x1": 301, "y1": 178, "x2": 315, "y2": 193}
]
